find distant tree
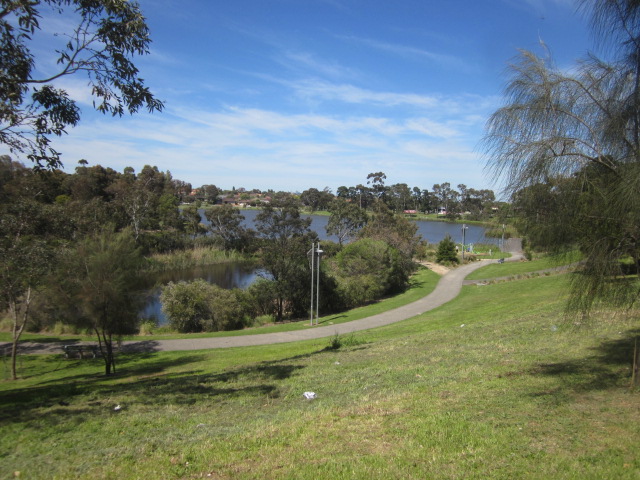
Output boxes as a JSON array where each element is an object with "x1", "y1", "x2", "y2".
[
  {"x1": 205, "y1": 204, "x2": 252, "y2": 251},
  {"x1": 359, "y1": 201, "x2": 420, "y2": 262},
  {"x1": 387, "y1": 183, "x2": 412, "y2": 212},
  {"x1": 300, "y1": 187, "x2": 333, "y2": 212},
  {"x1": 367, "y1": 172, "x2": 387, "y2": 200},
  {"x1": 326, "y1": 198, "x2": 367, "y2": 245},
  {"x1": 0, "y1": 0, "x2": 163, "y2": 169},
  {"x1": 201, "y1": 185, "x2": 221, "y2": 204},
  {"x1": 436, "y1": 234, "x2": 459, "y2": 265},
  {"x1": 182, "y1": 205, "x2": 205, "y2": 239}
]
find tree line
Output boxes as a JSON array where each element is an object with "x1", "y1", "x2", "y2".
[{"x1": 188, "y1": 173, "x2": 499, "y2": 222}]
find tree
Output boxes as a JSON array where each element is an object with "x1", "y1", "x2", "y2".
[
  {"x1": 331, "y1": 238, "x2": 405, "y2": 308},
  {"x1": 182, "y1": 205, "x2": 205, "y2": 239},
  {"x1": 64, "y1": 229, "x2": 143, "y2": 375},
  {"x1": 255, "y1": 201, "x2": 316, "y2": 320},
  {"x1": 436, "y1": 234, "x2": 458, "y2": 265},
  {"x1": 205, "y1": 204, "x2": 252, "y2": 251},
  {"x1": 326, "y1": 198, "x2": 367, "y2": 245},
  {"x1": 300, "y1": 187, "x2": 333, "y2": 212},
  {"x1": 0, "y1": 200, "x2": 54, "y2": 379},
  {"x1": 366, "y1": 172, "x2": 387, "y2": 200},
  {"x1": 482, "y1": 0, "x2": 640, "y2": 381},
  {"x1": 1, "y1": 0, "x2": 163, "y2": 169}
]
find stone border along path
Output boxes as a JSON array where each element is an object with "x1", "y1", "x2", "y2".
[{"x1": 4, "y1": 239, "x2": 524, "y2": 356}]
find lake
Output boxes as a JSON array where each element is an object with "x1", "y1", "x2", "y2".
[
  {"x1": 140, "y1": 211, "x2": 498, "y2": 325},
  {"x1": 200, "y1": 208, "x2": 497, "y2": 246}
]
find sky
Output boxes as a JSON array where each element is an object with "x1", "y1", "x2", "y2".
[{"x1": 5, "y1": 0, "x2": 595, "y2": 194}]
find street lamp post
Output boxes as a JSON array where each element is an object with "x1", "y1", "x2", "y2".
[
  {"x1": 309, "y1": 242, "x2": 315, "y2": 326},
  {"x1": 462, "y1": 224, "x2": 468, "y2": 260},
  {"x1": 315, "y1": 244, "x2": 323, "y2": 325},
  {"x1": 308, "y1": 242, "x2": 323, "y2": 326}
]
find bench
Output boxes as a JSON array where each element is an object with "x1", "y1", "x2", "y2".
[{"x1": 63, "y1": 345, "x2": 100, "y2": 359}]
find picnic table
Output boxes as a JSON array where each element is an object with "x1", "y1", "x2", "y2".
[{"x1": 63, "y1": 344, "x2": 100, "y2": 359}]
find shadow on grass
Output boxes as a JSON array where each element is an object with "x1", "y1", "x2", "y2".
[
  {"x1": 0, "y1": 346, "x2": 332, "y2": 425},
  {"x1": 531, "y1": 327, "x2": 640, "y2": 392}
]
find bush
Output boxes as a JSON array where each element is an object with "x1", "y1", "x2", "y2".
[
  {"x1": 138, "y1": 320, "x2": 156, "y2": 335},
  {"x1": 436, "y1": 234, "x2": 459, "y2": 265},
  {"x1": 160, "y1": 279, "x2": 251, "y2": 333},
  {"x1": 330, "y1": 238, "x2": 411, "y2": 308}
]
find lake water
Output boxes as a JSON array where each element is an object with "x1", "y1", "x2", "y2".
[
  {"x1": 141, "y1": 211, "x2": 498, "y2": 325},
  {"x1": 200, "y1": 208, "x2": 497, "y2": 246}
]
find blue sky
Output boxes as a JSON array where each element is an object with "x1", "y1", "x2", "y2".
[{"x1": 10, "y1": 0, "x2": 593, "y2": 193}]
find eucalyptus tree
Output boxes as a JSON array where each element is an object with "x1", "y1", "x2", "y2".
[
  {"x1": 484, "y1": 0, "x2": 640, "y2": 314},
  {"x1": 0, "y1": 0, "x2": 163, "y2": 168},
  {"x1": 326, "y1": 198, "x2": 368, "y2": 246},
  {"x1": 254, "y1": 200, "x2": 316, "y2": 320},
  {"x1": 205, "y1": 204, "x2": 252, "y2": 251}
]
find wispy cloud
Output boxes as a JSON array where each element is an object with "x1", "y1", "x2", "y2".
[
  {"x1": 277, "y1": 51, "x2": 359, "y2": 80},
  {"x1": 338, "y1": 35, "x2": 473, "y2": 72}
]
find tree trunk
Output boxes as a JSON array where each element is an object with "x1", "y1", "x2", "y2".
[
  {"x1": 632, "y1": 337, "x2": 639, "y2": 388},
  {"x1": 95, "y1": 328, "x2": 116, "y2": 376},
  {"x1": 9, "y1": 287, "x2": 31, "y2": 381}
]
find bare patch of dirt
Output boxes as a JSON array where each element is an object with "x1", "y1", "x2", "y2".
[{"x1": 419, "y1": 261, "x2": 450, "y2": 275}]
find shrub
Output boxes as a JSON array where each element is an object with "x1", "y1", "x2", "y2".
[
  {"x1": 138, "y1": 320, "x2": 156, "y2": 335},
  {"x1": 160, "y1": 279, "x2": 251, "y2": 333},
  {"x1": 436, "y1": 234, "x2": 459, "y2": 265},
  {"x1": 330, "y1": 238, "x2": 411, "y2": 308}
]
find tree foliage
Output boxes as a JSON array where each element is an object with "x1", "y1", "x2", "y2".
[
  {"x1": 436, "y1": 234, "x2": 458, "y2": 265},
  {"x1": 205, "y1": 204, "x2": 252, "y2": 251},
  {"x1": 483, "y1": 0, "x2": 640, "y2": 318},
  {"x1": 254, "y1": 201, "x2": 316, "y2": 320},
  {"x1": 0, "y1": 0, "x2": 163, "y2": 168},
  {"x1": 161, "y1": 279, "x2": 249, "y2": 333},
  {"x1": 484, "y1": 1, "x2": 640, "y2": 385},
  {"x1": 330, "y1": 238, "x2": 406, "y2": 308},
  {"x1": 0, "y1": 198, "x2": 54, "y2": 379},
  {"x1": 325, "y1": 197, "x2": 367, "y2": 245},
  {"x1": 62, "y1": 228, "x2": 143, "y2": 375}
]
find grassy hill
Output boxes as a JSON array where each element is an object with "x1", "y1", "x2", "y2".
[{"x1": 1, "y1": 272, "x2": 638, "y2": 479}]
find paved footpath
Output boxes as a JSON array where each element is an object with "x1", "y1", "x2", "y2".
[{"x1": 5, "y1": 240, "x2": 523, "y2": 355}]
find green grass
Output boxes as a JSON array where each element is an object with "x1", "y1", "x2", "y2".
[
  {"x1": 0, "y1": 266, "x2": 441, "y2": 343},
  {"x1": 465, "y1": 252, "x2": 581, "y2": 280},
  {"x1": 1, "y1": 273, "x2": 639, "y2": 479}
]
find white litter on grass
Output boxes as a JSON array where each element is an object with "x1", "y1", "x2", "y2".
[
  {"x1": 114, "y1": 405, "x2": 122, "y2": 412},
  {"x1": 303, "y1": 391, "x2": 317, "y2": 400},
  {"x1": 460, "y1": 324, "x2": 465, "y2": 328}
]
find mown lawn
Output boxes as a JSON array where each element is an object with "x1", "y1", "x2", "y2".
[
  {"x1": 465, "y1": 252, "x2": 581, "y2": 280},
  {"x1": 1, "y1": 274, "x2": 639, "y2": 479}
]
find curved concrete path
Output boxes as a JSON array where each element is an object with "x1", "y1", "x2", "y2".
[{"x1": 5, "y1": 239, "x2": 523, "y2": 355}]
